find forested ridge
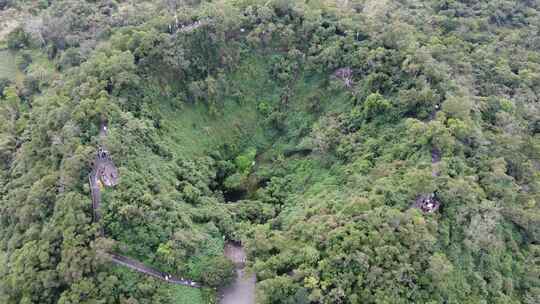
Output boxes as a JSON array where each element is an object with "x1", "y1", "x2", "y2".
[{"x1": 0, "y1": 0, "x2": 539, "y2": 303}]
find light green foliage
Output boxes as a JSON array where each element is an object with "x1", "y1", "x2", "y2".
[
  {"x1": 169, "y1": 285, "x2": 209, "y2": 304},
  {"x1": 235, "y1": 148, "x2": 257, "y2": 173},
  {"x1": 6, "y1": 27, "x2": 29, "y2": 50},
  {"x1": 223, "y1": 172, "x2": 245, "y2": 192},
  {"x1": 0, "y1": 50, "x2": 17, "y2": 80},
  {"x1": 362, "y1": 92, "x2": 391, "y2": 121},
  {"x1": 198, "y1": 256, "x2": 235, "y2": 287},
  {"x1": 0, "y1": 0, "x2": 539, "y2": 304}
]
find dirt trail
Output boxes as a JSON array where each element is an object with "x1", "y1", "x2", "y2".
[
  {"x1": 89, "y1": 120, "x2": 200, "y2": 287},
  {"x1": 219, "y1": 243, "x2": 256, "y2": 304}
]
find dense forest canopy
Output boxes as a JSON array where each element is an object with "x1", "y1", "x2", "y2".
[{"x1": 0, "y1": 0, "x2": 539, "y2": 303}]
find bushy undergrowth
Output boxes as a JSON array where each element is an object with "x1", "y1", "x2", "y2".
[{"x1": 1, "y1": 0, "x2": 539, "y2": 303}]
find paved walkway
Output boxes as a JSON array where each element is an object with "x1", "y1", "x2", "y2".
[
  {"x1": 219, "y1": 243, "x2": 256, "y2": 304},
  {"x1": 89, "y1": 120, "x2": 200, "y2": 287},
  {"x1": 108, "y1": 253, "x2": 200, "y2": 287}
]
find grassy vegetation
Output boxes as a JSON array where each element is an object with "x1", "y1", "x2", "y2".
[
  {"x1": 0, "y1": 50, "x2": 17, "y2": 80},
  {"x1": 169, "y1": 285, "x2": 209, "y2": 304},
  {"x1": 158, "y1": 101, "x2": 262, "y2": 157},
  {"x1": 155, "y1": 57, "x2": 277, "y2": 158},
  {"x1": 2, "y1": 1, "x2": 539, "y2": 303}
]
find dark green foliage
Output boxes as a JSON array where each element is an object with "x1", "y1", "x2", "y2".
[
  {"x1": 57, "y1": 47, "x2": 81, "y2": 70},
  {"x1": 1, "y1": 0, "x2": 539, "y2": 303},
  {"x1": 16, "y1": 51, "x2": 32, "y2": 71},
  {"x1": 198, "y1": 256, "x2": 235, "y2": 287},
  {"x1": 0, "y1": 78, "x2": 11, "y2": 98},
  {"x1": 0, "y1": 0, "x2": 13, "y2": 10},
  {"x1": 7, "y1": 27, "x2": 30, "y2": 50}
]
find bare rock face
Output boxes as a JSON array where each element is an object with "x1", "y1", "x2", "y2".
[{"x1": 413, "y1": 193, "x2": 441, "y2": 213}]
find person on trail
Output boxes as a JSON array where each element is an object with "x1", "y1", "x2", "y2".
[
  {"x1": 91, "y1": 123, "x2": 199, "y2": 288},
  {"x1": 98, "y1": 148, "x2": 107, "y2": 159}
]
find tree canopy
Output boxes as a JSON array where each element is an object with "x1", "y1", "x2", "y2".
[{"x1": 1, "y1": 0, "x2": 539, "y2": 303}]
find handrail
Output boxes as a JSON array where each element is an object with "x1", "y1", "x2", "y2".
[{"x1": 89, "y1": 121, "x2": 200, "y2": 288}]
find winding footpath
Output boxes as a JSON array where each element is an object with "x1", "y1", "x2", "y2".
[{"x1": 89, "y1": 120, "x2": 200, "y2": 288}]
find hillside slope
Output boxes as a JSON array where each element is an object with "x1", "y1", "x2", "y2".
[{"x1": 0, "y1": 1, "x2": 539, "y2": 303}]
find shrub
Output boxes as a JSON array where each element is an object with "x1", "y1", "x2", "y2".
[
  {"x1": 7, "y1": 27, "x2": 30, "y2": 50},
  {"x1": 235, "y1": 148, "x2": 257, "y2": 173},
  {"x1": 16, "y1": 51, "x2": 32, "y2": 71},
  {"x1": 0, "y1": 78, "x2": 11, "y2": 98},
  {"x1": 58, "y1": 48, "x2": 82, "y2": 70},
  {"x1": 199, "y1": 256, "x2": 235, "y2": 287},
  {"x1": 362, "y1": 92, "x2": 391, "y2": 122}
]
